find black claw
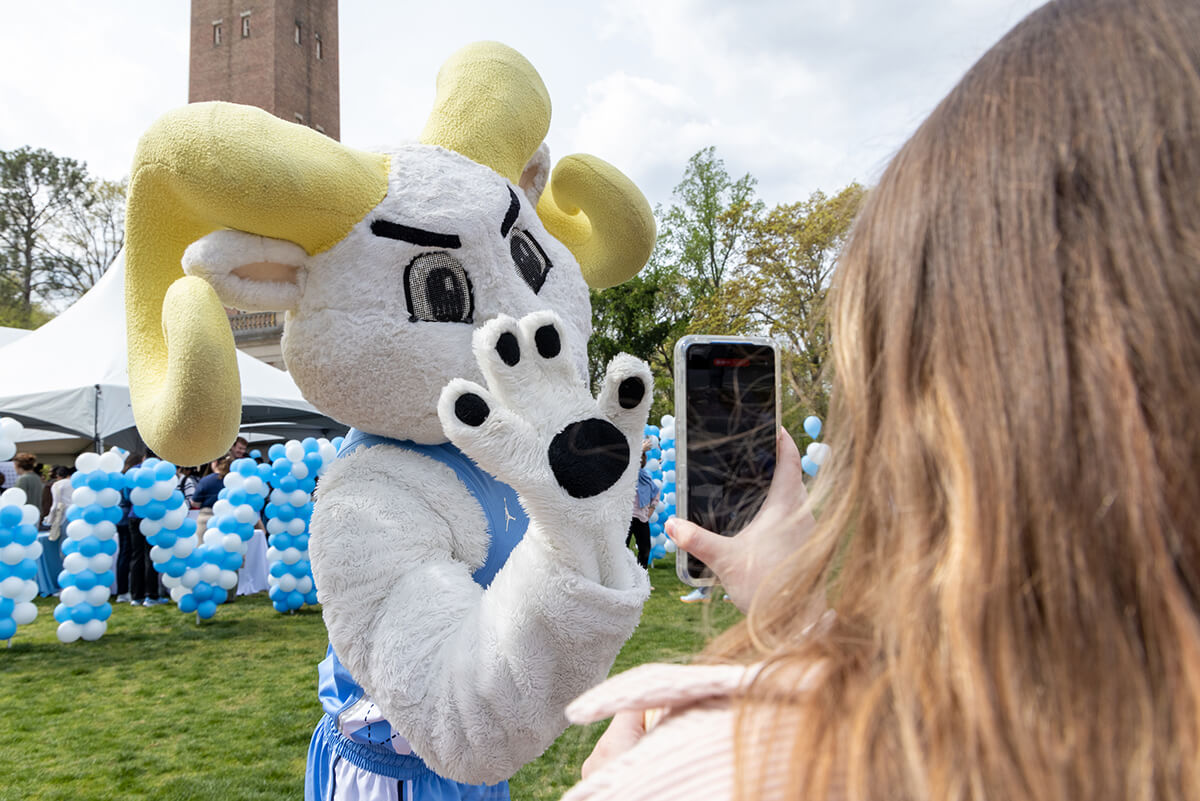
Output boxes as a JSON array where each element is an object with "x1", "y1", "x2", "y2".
[
  {"x1": 548, "y1": 418, "x2": 630, "y2": 498},
  {"x1": 495, "y1": 332, "x2": 520, "y2": 366},
  {"x1": 454, "y1": 393, "x2": 490, "y2": 427},
  {"x1": 534, "y1": 324, "x2": 561, "y2": 359},
  {"x1": 617, "y1": 377, "x2": 645, "y2": 409}
]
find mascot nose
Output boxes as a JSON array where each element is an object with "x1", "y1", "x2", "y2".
[{"x1": 548, "y1": 419, "x2": 630, "y2": 499}]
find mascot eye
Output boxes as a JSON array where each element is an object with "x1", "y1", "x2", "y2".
[
  {"x1": 510, "y1": 229, "x2": 552, "y2": 294},
  {"x1": 404, "y1": 252, "x2": 474, "y2": 324}
]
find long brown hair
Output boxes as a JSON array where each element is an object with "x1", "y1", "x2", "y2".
[{"x1": 710, "y1": 0, "x2": 1200, "y2": 798}]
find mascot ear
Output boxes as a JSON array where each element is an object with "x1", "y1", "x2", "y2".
[
  {"x1": 518, "y1": 143, "x2": 551, "y2": 207},
  {"x1": 182, "y1": 230, "x2": 306, "y2": 313}
]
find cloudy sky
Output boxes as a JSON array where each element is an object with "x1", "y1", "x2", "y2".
[{"x1": 0, "y1": 0, "x2": 1045, "y2": 209}]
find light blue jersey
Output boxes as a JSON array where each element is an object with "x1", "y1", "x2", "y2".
[{"x1": 305, "y1": 430, "x2": 529, "y2": 801}]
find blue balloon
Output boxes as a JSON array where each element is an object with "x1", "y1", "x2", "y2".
[
  {"x1": 268, "y1": 585, "x2": 286, "y2": 603},
  {"x1": 179, "y1": 594, "x2": 198, "y2": 613},
  {"x1": 155, "y1": 461, "x2": 176, "y2": 481},
  {"x1": 0, "y1": 618, "x2": 16, "y2": 640},
  {"x1": 79, "y1": 537, "x2": 101, "y2": 557},
  {"x1": 0, "y1": 506, "x2": 22, "y2": 527},
  {"x1": 803, "y1": 415, "x2": 822, "y2": 440},
  {"x1": 197, "y1": 600, "x2": 217, "y2": 619},
  {"x1": 95, "y1": 570, "x2": 115, "y2": 587},
  {"x1": 15, "y1": 524, "x2": 37, "y2": 546},
  {"x1": 69, "y1": 603, "x2": 94, "y2": 624},
  {"x1": 332, "y1": 437, "x2": 344, "y2": 451},
  {"x1": 95, "y1": 602, "x2": 113, "y2": 621},
  {"x1": 302, "y1": 437, "x2": 320, "y2": 453},
  {"x1": 236, "y1": 459, "x2": 257, "y2": 478},
  {"x1": 86, "y1": 471, "x2": 109, "y2": 491},
  {"x1": 304, "y1": 590, "x2": 319, "y2": 606},
  {"x1": 54, "y1": 603, "x2": 71, "y2": 623},
  {"x1": 212, "y1": 587, "x2": 228, "y2": 605},
  {"x1": 223, "y1": 552, "x2": 242, "y2": 571},
  {"x1": 66, "y1": 505, "x2": 82, "y2": 522},
  {"x1": 272, "y1": 600, "x2": 291, "y2": 613},
  {"x1": 287, "y1": 590, "x2": 304, "y2": 610},
  {"x1": 156, "y1": 531, "x2": 177, "y2": 549},
  {"x1": 104, "y1": 506, "x2": 123, "y2": 524},
  {"x1": 256, "y1": 463, "x2": 274, "y2": 483},
  {"x1": 179, "y1": 517, "x2": 198, "y2": 537},
  {"x1": 0, "y1": 529, "x2": 11, "y2": 549},
  {"x1": 250, "y1": 449, "x2": 262, "y2": 459},
  {"x1": 71, "y1": 471, "x2": 87, "y2": 489},
  {"x1": 192, "y1": 583, "x2": 213, "y2": 602},
  {"x1": 218, "y1": 516, "x2": 239, "y2": 533},
  {"x1": 0, "y1": 597, "x2": 13, "y2": 617},
  {"x1": 57, "y1": 569, "x2": 74, "y2": 587},
  {"x1": 278, "y1": 475, "x2": 299, "y2": 493},
  {"x1": 14, "y1": 561, "x2": 35, "y2": 581},
  {"x1": 801, "y1": 455, "x2": 819, "y2": 477}
]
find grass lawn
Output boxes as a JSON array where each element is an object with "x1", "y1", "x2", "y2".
[{"x1": 0, "y1": 554, "x2": 740, "y2": 801}]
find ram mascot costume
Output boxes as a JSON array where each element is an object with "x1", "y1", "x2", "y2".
[{"x1": 123, "y1": 42, "x2": 655, "y2": 801}]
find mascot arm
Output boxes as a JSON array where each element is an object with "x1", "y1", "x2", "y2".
[{"x1": 310, "y1": 443, "x2": 647, "y2": 785}]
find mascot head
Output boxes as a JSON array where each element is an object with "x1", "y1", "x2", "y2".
[{"x1": 124, "y1": 42, "x2": 654, "y2": 465}]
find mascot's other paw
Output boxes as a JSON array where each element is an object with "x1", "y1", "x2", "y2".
[{"x1": 438, "y1": 311, "x2": 651, "y2": 506}]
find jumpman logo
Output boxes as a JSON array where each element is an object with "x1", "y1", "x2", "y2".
[{"x1": 503, "y1": 497, "x2": 517, "y2": 531}]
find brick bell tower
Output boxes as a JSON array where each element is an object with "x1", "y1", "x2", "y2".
[{"x1": 188, "y1": 0, "x2": 340, "y2": 367}]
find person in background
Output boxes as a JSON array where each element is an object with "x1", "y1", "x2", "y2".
[
  {"x1": 563, "y1": 1, "x2": 1200, "y2": 799},
  {"x1": 12, "y1": 452, "x2": 43, "y2": 511},
  {"x1": 43, "y1": 465, "x2": 73, "y2": 544},
  {"x1": 176, "y1": 465, "x2": 199, "y2": 508},
  {"x1": 627, "y1": 439, "x2": 659, "y2": 571},
  {"x1": 122, "y1": 448, "x2": 166, "y2": 607},
  {"x1": 230, "y1": 436, "x2": 249, "y2": 461},
  {"x1": 192, "y1": 455, "x2": 231, "y2": 540}
]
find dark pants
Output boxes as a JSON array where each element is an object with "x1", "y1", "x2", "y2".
[
  {"x1": 115, "y1": 522, "x2": 132, "y2": 596},
  {"x1": 128, "y1": 517, "x2": 160, "y2": 601},
  {"x1": 627, "y1": 517, "x2": 651, "y2": 568}
]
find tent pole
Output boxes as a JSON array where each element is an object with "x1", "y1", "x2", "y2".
[{"x1": 94, "y1": 384, "x2": 103, "y2": 453}]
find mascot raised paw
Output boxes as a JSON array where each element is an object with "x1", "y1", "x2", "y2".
[{"x1": 122, "y1": 42, "x2": 655, "y2": 801}]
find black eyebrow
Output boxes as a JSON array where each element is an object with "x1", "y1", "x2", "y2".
[
  {"x1": 500, "y1": 187, "x2": 521, "y2": 238},
  {"x1": 370, "y1": 219, "x2": 461, "y2": 249}
]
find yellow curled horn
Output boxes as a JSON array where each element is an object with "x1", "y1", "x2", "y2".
[
  {"x1": 420, "y1": 41, "x2": 551, "y2": 185},
  {"x1": 125, "y1": 102, "x2": 389, "y2": 465},
  {"x1": 536, "y1": 155, "x2": 656, "y2": 289}
]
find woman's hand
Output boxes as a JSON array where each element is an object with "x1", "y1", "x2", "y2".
[
  {"x1": 581, "y1": 708, "x2": 647, "y2": 779},
  {"x1": 667, "y1": 428, "x2": 815, "y2": 613}
]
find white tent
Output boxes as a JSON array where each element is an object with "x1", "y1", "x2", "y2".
[
  {"x1": 0, "y1": 253, "x2": 346, "y2": 458},
  {"x1": 0, "y1": 327, "x2": 30, "y2": 348}
]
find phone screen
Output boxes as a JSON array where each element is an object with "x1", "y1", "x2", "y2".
[{"x1": 680, "y1": 341, "x2": 776, "y2": 581}]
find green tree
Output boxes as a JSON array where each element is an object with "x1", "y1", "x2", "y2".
[
  {"x1": 588, "y1": 147, "x2": 763, "y2": 420},
  {"x1": 0, "y1": 147, "x2": 90, "y2": 326},
  {"x1": 39, "y1": 177, "x2": 126, "y2": 303},
  {"x1": 738, "y1": 183, "x2": 867, "y2": 428}
]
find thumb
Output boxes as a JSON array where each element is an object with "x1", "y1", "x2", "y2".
[{"x1": 666, "y1": 517, "x2": 731, "y2": 573}]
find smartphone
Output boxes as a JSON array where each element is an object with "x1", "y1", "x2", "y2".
[{"x1": 673, "y1": 335, "x2": 779, "y2": 587}]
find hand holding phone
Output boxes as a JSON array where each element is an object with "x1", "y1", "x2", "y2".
[
  {"x1": 667, "y1": 428, "x2": 815, "y2": 610},
  {"x1": 673, "y1": 336, "x2": 779, "y2": 587}
]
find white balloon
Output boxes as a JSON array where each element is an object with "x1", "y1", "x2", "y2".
[
  {"x1": 65, "y1": 520, "x2": 91, "y2": 541},
  {"x1": 296, "y1": 576, "x2": 313, "y2": 594},
  {"x1": 150, "y1": 482, "x2": 174, "y2": 502},
  {"x1": 162, "y1": 574, "x2": 181, "y2": 589},
  {"x1": 97, "y1": 451, "x2": 124, "y2": 473},
  {"x1": 0, "y1": 487, "x2": 26, "y2": 507},
  {"x1": 663, "y1": 448, "x2": 676, "y2": 462},
  {"x1": 664, "y1": 492, "x2": 676, "y2": 505},
  {"x1": 172, "y1": 539, "x2": 195, "y2": 558},
  {"x1": 0, "y1": 417, "x2": 23, "y2": 439},
  {"x1": 203, "y1": 529, "x2": 224, "y2": 548},
  {"x1": 291, "y1": 462, "x2": 310, "y2": 480},
  {"x1": 140, "y1": 518, "x2": 162, "y2": 537},
  {"x1": 217, "y1": 570, "x2": 238, "y2": 590},
  {"x1": 282, "y1": 547, "x2": 301, "y2": 565},
  {"x1": 663, "y1": 470, "x2": 676, "y2": 484},
  {"x1": 222, "y1": 533, "x2": 242, "y2": 552},
  {"x1": 25, "y1": 539, "x2": 42, "y2": 561},
  {"x1": 266, "y1": 518, "x2": 285, "y2": 536},
  {"x1": 75, "y1": 452, "x2": 101, "y2": 473},
  {"x1": 223, "y1": 472, "x2": 245, "y2": 490},
  {"x1": 664, "y1": 539, "x2": 678, "y2": 553},
  {"x1": 88, "y1": 554, "x2": 111, "y2": 573},
  {"x1": 12, "y1": 600, "x2": 37, "y2": 625},
  {"x1": 242, "y1": 477, "x2": 266, "y2": 496},
  {"x1": 61, "y1": 551, "x2": 87, "y2": 572},
  {"x1": 129, "y1": 486, "x2": 152, "y2": 506},
  {"x1": 93, "y1": 520, "x2": 116, "y2": 540},
  {"x1": 162, "y1": 507, "x2": 186, "y2": 529},
  {"x1": 14, "y1": 581, "x2": 35, "y2": 602},
  {"x1": 270, "y1": 488, "x2": 288, "y2": 505},
  {"x1": 287, "y1": 518, "x2": 306, "y2": 536},
  {"x1": 660, "y1": 414, "x2": 675, "y2": 428},
  {"x1": 278, "y1": 573, "x2": 297, "y2": 592},
  {"x1": 212, "y1": 499, "x2": 234, "y2": 518},
  {"x1": 285, "y1": 442, "x2": 304, "y2": 462},
  {"x1": 20, "y1": 505, "x2": 38, "y2": 526},
  {"x1": 56, "y1": 620, "x2": 82, "y2": 643},
  {"x1": 171, "y1": 585, "x2": 188, "y2": 602},
  {"x1": 181, "y1": 571, "x2": 199, "y2": 588},
  {"x1": 1, "y1": 543, "x2": 27, "y2": 566},
  {"x1": 86, "y1": 585, "x2": 110, "y2": 606},
  {"x1": 81, "y1": 619, "x2": 107, "y2": 641},
  {"x1": 266, "y1": 546, "x2": 281, "y2": 562},
  {"x1": 234, "y1": 505, "x2": 257, "y2": 525},
  {"x1": 814, "y1": 443, "x2": 832, "y2": 466},
  {"x1": 60, "y1": 586, "x2": 85, "y2": 606},
  {"x1": 289, "y1": 490, "x2": 309, "y2": 507},
  {"x1": 199, "y1": 563, "x2": 221, "y2": 584},
  {"x1": 96, "y1": 488, "x2": 122, "y2": 508},
  {"x1": 0, "y1": 442, "x2": 14, "y2": 461},
  {"x1": 644, "y1": 458, "x2": 661, "y2": 473}
]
